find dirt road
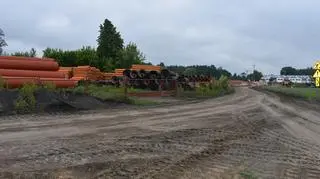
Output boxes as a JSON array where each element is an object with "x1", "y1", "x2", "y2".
[{"x1": 1, "y1": 87, "x2": 320, "y2": 179}]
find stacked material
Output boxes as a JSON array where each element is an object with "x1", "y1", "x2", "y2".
[
  {"x1": 58, "y1": 67, "x2": 74, "y2": 79},
  {"x1": 71, "y1": 66, "x2": 104, "y2": 81},
  {"x1": 0, "y1": 56, "x2": 77, "y2": 88},
  {"x1": 0, "y1": 57, "x2": 59, "y2": 71},
  {"x1": 121, "y1": 65, "x2": 162, "y2": 79},
  {"x1": 131, "y1": 64, "x2": 161, "y2": 71},
  {"x1": 3, "y1": 77, "x2": 78, "y2": 88},
  {"x1": 104, "y1": 73, "x2": 115, "y2": 80},
  {"x1": 114, "y1": 69, "x2": 125, "y2": 76}
]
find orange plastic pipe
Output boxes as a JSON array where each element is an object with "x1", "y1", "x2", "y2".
[
  {"x1": 0, "y1": 69, "x2": 65, "y2": 78},
  {"x1": 0, "y1": 56, "x2": 55, "y2": 61},
  {"x1": 0, "y1": 58, "x2": 59, "y2": 71},
  {"x1": 2, "y1": 77, "x2": 77, "y2": 88}
]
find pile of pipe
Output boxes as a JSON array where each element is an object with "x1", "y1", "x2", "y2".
[
  {"x1": 121, "y1": 65, "x2": 177, "y2": 90},
  {"x1": 0, "y1": 56, "x2": 78, "y2": 88}
]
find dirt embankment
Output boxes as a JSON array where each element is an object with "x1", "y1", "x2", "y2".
[
  {"x1": 1, "y1": 87, "x2": 320, "y2": 178},
  {"x1": 0, "y1": 90, "x2": 128, "y2": 116}
]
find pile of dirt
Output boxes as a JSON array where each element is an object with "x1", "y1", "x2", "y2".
[{"x1": 0, "y1": 90, "x2": 127, "y2": 116}]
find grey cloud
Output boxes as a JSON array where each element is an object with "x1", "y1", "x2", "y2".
[{"x1": 1, "y1": 0, "x2": 320, "y2": 74}]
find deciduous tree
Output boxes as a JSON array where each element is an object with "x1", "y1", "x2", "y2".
[{"x1": 118, "y1": 42, "x2": 145, "y2": 69}]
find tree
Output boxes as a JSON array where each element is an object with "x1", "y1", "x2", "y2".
[
  {"x1": 143, "y1": 62, "x2": 153, "y2": 65},
  {"x1": 118, "y1": 42, "x2": 146, "y2": 69},
  {"x1": 97, "y1": 18, "x2": 124, "y2": 68},
  {"x1": 166, "y1": 65, "x2": 232, "y2": 79},
  {"x1": 30, "y1": 48, "x2": 36, "y2": 57},
  {"x1": 217, "y1": 67, "x2": 232, "y2": 78},
  {"x1": 159, "y1": 62, "x2": 165, "y2": 68},
  {"x1": 247, "y1": 70, "x2": 263, "y2": 81},
  {"x1": 43, "y1": 46, "x2": 111, "y2": 71},
  {"x1": 280, "y1": 66, "x2": 314, "y2": 76},
  {"x1": 280, "y1": 66, "x2": 297, "y2": 75},
  {"x1": 0, "y1": 28, "x2": 7, "y2": 55},
  {"x1": 183, "y1": 68, "x2": 197, "y2": 76},
  {"x1": 12, "y1": 48, "x2": 37, "y2": 57}
]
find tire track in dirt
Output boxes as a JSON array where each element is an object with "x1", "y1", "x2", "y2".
[{"x1": 2, "y1": 88, "x2": 320, "y2": 178}]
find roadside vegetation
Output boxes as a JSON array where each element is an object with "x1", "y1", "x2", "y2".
[
  {"x1": 14, "y1": 83, "x2": 37, "y2": 113},
  {"x1": 178, "y1": 75, "x2": 235, "y2": 98},
  {"x1": 69, "y1": 84, "x2": 159, "y2": 106},
  {"x1": 263, "y1": 86, "x2": 320, "y2": 100},
  {"x1": 12, "y1": 83, "x2": 160, "y2": 114},
  {"x1": 239, "y1": 169, "x2": 259, "y2": 179},
  {"x1": 13, "y1": 82, "x2": 58, "y2": 113},
  {"x1": 4, "y1": 75, "x2": 236, "y2": 114}
]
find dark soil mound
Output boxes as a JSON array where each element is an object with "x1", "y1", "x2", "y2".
[{"x1": 0, "y1": 90, "x2": 127, "y2": 116}]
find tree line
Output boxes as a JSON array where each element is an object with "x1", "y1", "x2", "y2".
[
  {"x1": 43, "y1": 19, "x2": 146, "y2": 72},
  {"x1": 162, "y1": 64, "x2": 263, "y2": 81},
  {"x1": 280, "y1": 66, "x2": 314, "y2": 76},
  {"x1": 0, "y1": 19, "x2": 265, "y2": 81}
]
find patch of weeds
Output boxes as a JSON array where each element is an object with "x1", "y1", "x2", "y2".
[
  {"x1": 42, "y1": 81, "x2": 56, "y2": 91},
  {"x1": 239, "y1": 170, "x2": 258, "y2": 179},
  {"x1": 127, "y1": 97, "x2": 159, "y2": 106},
  {"x1": 71, "y1": 85, "x2": 85, "y2": 94},
  {"x1": 14, "y1": 82, "x2": 38, "y2": 113},
  {"x1": 180, "y1": 75, "x2": 235, "y2": 98},
  {"x1": 0, "y1": 76, "x2": 5, "y2": 90},
  {"x1": 70, "y1": 84, "x2": 156, "y2": 105}
]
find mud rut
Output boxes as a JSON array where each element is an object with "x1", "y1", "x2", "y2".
[{"x1": 1, "y1": 88, "x2": 320, "y2": 179}]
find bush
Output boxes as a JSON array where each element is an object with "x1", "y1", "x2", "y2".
[
  {"x1": 239, "y1": 170, "x2": 258, "y2": 179},
  {"x1": 42, "y1": 81, "x2": 56, "y2": 91},
  {"x1": 0, "y1": 76, "x2": 4, "y2": 90},
  {"x1": 14, "y1": 82, "x2": 37, "y2": 113},
  {"x1": 72, "y1": 85, "x2": 86, "y2": 94},
  {"x1": 192, "y1": 75, "x2": 233, "y2": 97}
]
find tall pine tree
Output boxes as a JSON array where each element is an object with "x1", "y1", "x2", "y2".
[{"x1": 97, "y1": 19, "x2": 124, "y2": 69}]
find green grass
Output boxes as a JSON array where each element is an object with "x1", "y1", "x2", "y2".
[
  {"x1": 127, "y1": 97, "x2": 160, "y2": 106},
  {"x1": 70, "y1": 85, "x2": 158, "y2": 105},
  {"x1": 239, "y1": 170, "x2": 259, "y2": 179},
  {"x1": 14, "y1": 83, "x2": 38, "y2": 113},
  {"x1": 178, "y1": 75, "x2": 235, "y2": 99},
  {"x1": 178, "y1": 87, "x2": 235, "y2": 99},
  {"x1": 264, "y1": 86, "x2": 320, "y2": 100}
]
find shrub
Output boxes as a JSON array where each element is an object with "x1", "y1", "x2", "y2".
[
  {"x1": 14, "y1": 82, "x2": 37, "y2": 113},
  {"x1": 239, "y1": 170, "x2": 258, "y2": 179},
  {"x1": 71, "y1": 85, "x2": 85, "y2": 94},
  {"x1": 193, "y1": 75, "x2": 233, "y2": 97},
  {"x1": 42, "y1": 81, "x2": 56, "y2": 91},
  {"x1": 217, "y1": 75, "x2": 229, "y2": 90},
  {"x1": 0, "y1": 76, "x2": 4, "y2": 90}
]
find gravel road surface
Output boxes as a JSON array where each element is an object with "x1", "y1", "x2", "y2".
[{"x1": 1, "y1": 87, "x2": 320, "y2": 179}]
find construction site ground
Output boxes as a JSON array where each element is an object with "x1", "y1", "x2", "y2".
[{"x1": 1, "y1": 87, "x2": 320, "y2": 178}]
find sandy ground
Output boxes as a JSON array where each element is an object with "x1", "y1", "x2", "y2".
[{"x1": 1, "y1": 87, "x2": 320, "y2": 179}]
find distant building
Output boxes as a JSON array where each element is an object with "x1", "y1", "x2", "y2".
[{"x1": 261, "y1": 75, "x2": 312, "y2": 84}]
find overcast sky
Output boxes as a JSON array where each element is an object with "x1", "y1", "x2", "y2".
[{"x1": 1, "y1": 0, "x2": 320, "y2": 74}]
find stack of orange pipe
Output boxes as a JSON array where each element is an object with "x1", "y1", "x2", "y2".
[
  {"x1": 104, "y1": 73, "x2": 115, "y2": 80},
  {"x1": 131, "y1": 64, "x2": 161, "y2": 71},
  {"x1": 114, "y1": 69, "x2": 125, "y2": 77},
  {"x1": 71, "y1": 66, "x2": 104, "y2": 81},
  {"x1": 58, "y1": 67, "x2": 74, "y2": 79},
  {"x1": 2, "y1": 76, "x2": 78, "y2": 88},
  {"x1": 0, "y1": 56, "x2": 77, "y2": 88}
]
